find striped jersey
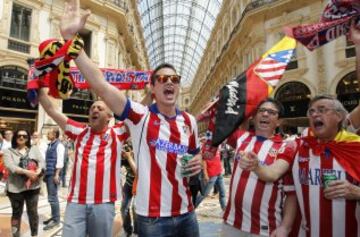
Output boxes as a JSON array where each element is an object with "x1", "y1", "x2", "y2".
[
  {"x1": 291, "y1": 129, "x2": 360, "y2": 237},
  {"x1": 116, "y1": 100, "x2": 200, "y2": 217},
  {"x1": 65, "y1": 119, "x2": 127, "y2": 204},
  {"x1": 223, "y1": 130, "x2": 296, "y2": 236}
]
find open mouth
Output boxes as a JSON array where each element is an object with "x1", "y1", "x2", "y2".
[
  {"x1": 91, "y1": 113, "x2": 99, "y2": 121},
  {"x1": 163, "y1": 88, "x2": 175, "y2": 97},
  {"x1": 313, "y1": 120, "x2": 324, "y2": 130},
  {"x1": 259, "y1": 120, "x2": 270, "y2": 125}
]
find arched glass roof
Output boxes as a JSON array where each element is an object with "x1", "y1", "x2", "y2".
[{"x1": 138, "y1": 0, "x2": 223, "y2": 87}]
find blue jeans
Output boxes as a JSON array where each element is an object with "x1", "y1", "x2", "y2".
[
  {"x1": 121, "y1": 182, "x2": 135, "y2": 235},
  {"x1": 62, "y1": 202, "x2": 115, "y2": 237},
  {"x1": 195, "y1": 174, "x2": 226, "y2": 210},
  {"x1": 137, "y1": 211, "x2": 199, "y2": 237},
  {"x1": 45, "y1": 175, "x2": 60, "y2": 222}
]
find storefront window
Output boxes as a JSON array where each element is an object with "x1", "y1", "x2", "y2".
[
  {"x1": 336, "y1": 71, "x2": 360, "y2": 112},
  {"x1": 0, "y1": 65, "x2": 28, "y2": 90},
  {"x1": 275, "y1": 82, "x2": 311, "y2": 118}
]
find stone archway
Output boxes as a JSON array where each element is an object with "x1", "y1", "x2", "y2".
[
  {"x1": 336, "y1": 71, "x2": 360, "y2": 112},
  {"x1": 275, "y1": 81, "x2": 311, "y2": 118}
]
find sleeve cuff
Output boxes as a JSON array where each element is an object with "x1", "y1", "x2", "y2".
[{"x1": 115, "y1": 99, "x2": 131, "y2": 121}]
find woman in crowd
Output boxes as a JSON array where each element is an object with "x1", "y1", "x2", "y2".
[{"x1": 3, "y1": 129, "x2": 44, "y2": 237}]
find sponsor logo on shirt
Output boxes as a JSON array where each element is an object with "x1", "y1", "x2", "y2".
[
  {"x1": 149, "y1": 139, "x2": 188, "y2": 154},
  {"x1": 298, "y1": 168, "x2": 342, "y2": 186},
  {"x1": 268, "y1": 147, "x2": 278, "y2": 157},
  {"x1": 182, "y1": 125, "x2": 191, "y2": 136}
]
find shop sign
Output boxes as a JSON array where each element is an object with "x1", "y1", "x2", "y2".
[
  {"x1": 0, "y1": 87, "x2": 37, "y2": 111},
  {"x1": 63, "y1": 98, "x2": 92, "y2": 116},
  {"x1": 338, "y1": 93, "x2": 360, "y2": 112},
  {"x1": 282, "y1": 99, "x2": 310, "y2": 118}
]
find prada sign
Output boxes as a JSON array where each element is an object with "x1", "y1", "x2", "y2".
[
  {"x1": 338, "y1": 93, "x2": 360, "y2": 112},
  {"x1": 63, "y1": 98, "x2": 92, "y2": 116},
  {"x1": 0, "y1": 87, "x2": 37, "y2": 111}
]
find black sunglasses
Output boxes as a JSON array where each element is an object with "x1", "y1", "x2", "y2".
[{"x1": 17, "y1": 134, "x2": 29, "y2": 139}]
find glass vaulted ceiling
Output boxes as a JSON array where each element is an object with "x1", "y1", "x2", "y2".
[{"x1": 138, "y1": 0, "x2": 223, "y2": 87}]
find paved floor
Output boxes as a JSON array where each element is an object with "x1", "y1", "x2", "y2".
[{"x1": 0, "y1": 176, "x2": 230, "y2": 237}]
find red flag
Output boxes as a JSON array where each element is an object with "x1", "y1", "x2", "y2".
[
  {"x1": 212, "y1": 37, "x2": 296, "y2": 146},
  {"x1": 303, "y1": 129, "x2": 360, "y2": 182}
]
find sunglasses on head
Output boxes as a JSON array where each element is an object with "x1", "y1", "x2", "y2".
[
  {"x1": 153, "y1": 75, "x2": 181, "y2": 84},
  {"x1": 17, "y1": 134, "x2": 28, "y2": 139}
]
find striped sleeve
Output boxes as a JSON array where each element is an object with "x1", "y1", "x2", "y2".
[
  {"x1": 113, "y1": 122, "x2": 129, "y2": 142},
  {"x1": 115, "y1": 99, "x2": 147, "y2": 125},
  {"x1": 65, "y1": 118, "x2": 86, "y2": 140},
  {"x1": 276, "y1": 140, "x2": 297, "y2": 165}
]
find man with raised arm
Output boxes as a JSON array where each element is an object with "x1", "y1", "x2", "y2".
[
  {"x1": 38, "y1": 88, "x2": 127, "y2": 237},
  {"x1": 59, "y1": 1, "x2": 202, "y2": 236}
]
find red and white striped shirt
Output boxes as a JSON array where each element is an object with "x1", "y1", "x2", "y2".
[
  {"x1": 116, "y1": 100, "x2": 200, "y2": 217},
  {"x1": 292, "y1": 129, "x2": 360, "y2": 237},
  {"x1": 65, "y1": 119, "x2": 127, "y2": 204},
  {"x1": 223, "y1": 130, "x2": 296, "y2": 236}
]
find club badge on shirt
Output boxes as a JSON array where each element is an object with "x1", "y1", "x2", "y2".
[{"x1": 183, "y1": 125, "x2": 191, "y2": 136}]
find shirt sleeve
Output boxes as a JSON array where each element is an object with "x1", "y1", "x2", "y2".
[
  {"x1": 114, "y1": 98, "x2": 148, "y2": 126},
  {"x1": 65, "y1": 118, "x2": 86, "y2": 140},
  {"x1": 56, "y1": 143, "x2": 65, "y2": 169},
  {"x1": 113, "y1": 122, "x2": 129, "y2": 142},
  {"x1": 277, "y1": 140, "x2": 298, "y2": 165},
  {"x1": 283, "y1": 171, "x2": 295, "y2": 194},
  {"x1": 3, "y1": 149, "x2": 17, "y2": 173}
]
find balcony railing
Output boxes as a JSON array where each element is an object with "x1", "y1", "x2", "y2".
[
  {"x1": 8, "y1": 39, "x2": 30, "y2": 54},
  {"x1": 106, "y1": 0, "x2": 128, "y2": 11}
]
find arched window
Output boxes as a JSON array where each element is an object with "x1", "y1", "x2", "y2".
[
  {"x1": 275, "y1": 82, "x2": 311, "y2": 118},
  {"x1": 0, "y1": 65, "x2": 28, "y2": 90},
  {"x1": 336, "y1": 71, "x2": 360, "y2": 112}
]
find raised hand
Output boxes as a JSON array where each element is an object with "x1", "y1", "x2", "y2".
[{"x1": 60, "y1": 0, "x2": 91, "y2": 40}]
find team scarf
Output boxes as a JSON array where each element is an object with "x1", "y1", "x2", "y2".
[
  {"x1": 285, "y1": 0, "x2": 360, "y2": 51},
  {"x1": 27, "y1": 35, "x2": 84, "y2": 105},
  {"x1": 302, "y1": 128, "x2": 360, "y2": 182},
  {"x1": 27, "y1": 36, "x2": 152, "y2": 107}
]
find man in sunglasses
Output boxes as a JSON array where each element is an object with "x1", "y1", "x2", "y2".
[
  {"x1": 58, "y1": 1, "x2": 202, "y2": 236},
  {"x1": 222, "y1": 98, "x2": 297, "y2": 237}
]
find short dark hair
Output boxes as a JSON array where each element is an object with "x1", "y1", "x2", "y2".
[
  {"x1": 12, "y1": 129, "x2": 31, "y2": 148},
  {"x1": 257, "y1": 98, "x2": 285, "y2": 118},
  {"x1": 150, "y1": 63, "x2": 177, "y2": 85},
  {"x1": 50, "y1": 127, "x2": 60, "y2": 139}
]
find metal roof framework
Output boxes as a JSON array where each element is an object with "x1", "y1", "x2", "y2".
[{"x1": 138, "y1": 0, "x2": 222, "y2": 86}]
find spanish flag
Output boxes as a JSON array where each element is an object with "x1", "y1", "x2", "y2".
[
  {"x1": 303, "y1": 129, "x2": 360, "y2": 182},
  {"x1": 211, "y1": 36, "x2": 296, "y2": 146}
]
